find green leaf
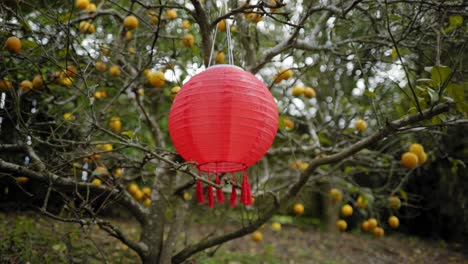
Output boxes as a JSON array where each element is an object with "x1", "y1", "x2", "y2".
[
  {"x1": 431, "y1": 66, "x2": 451, "y2": 87},
  {"x1": 21, "y1": 39, "x2": 38, "y2": 49},
  {"x1": 449, "y1": 15, "x2": 463, "y2": 27},
  {"x1": 364, "y1": 90, "x2": 376, "y2": 98},
  {"x1": 447, "y1": 84, "x2": 464, "y2": 103}
]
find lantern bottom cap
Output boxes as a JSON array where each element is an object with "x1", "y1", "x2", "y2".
[{"x1": 197, "y1": 161, "x2": 247, "y2": 173}]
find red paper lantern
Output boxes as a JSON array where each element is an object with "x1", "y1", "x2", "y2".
[{"x1": 168, "y1": 65, "x2": 278, "y2": 207}]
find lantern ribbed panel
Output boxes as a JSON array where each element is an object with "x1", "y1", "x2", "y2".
[{"x1": 168, "y1": 65, "x2": 278, "y2": 173}]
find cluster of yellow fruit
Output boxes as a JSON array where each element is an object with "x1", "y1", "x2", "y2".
[
  {"x1": 212, "y1": 50, "x2": 225, "y2": 64},
  {"x1": 91, "y1": 166, "x2": 122, "y2": 185},
  {"x1": 250, "y1": 221, "x2": 283, "y2": 243},
  {"x1": 128, "y1": 183, "x2": 152, "y2": 208},
  {"x1": 76, "y1": 0, "x2": 96, "y2": 11},
  {"x1": 292, "y1": 85, "x2": 316, "y2": 98},
  {"x1": 273, "y1": 68, "x2": 293, "y2": 83},
  {"x1": 401, "y1": 143, "x2": 427, "y2": 169},
  {"x1": 144, "y1": 70, "x2": 166, "y2": 88},
  {"x1": 289, "y1": 160, "x2": 309, "y2": 171},
  {"x1": 360, "y1": 218, "x2": 385, "y2": 237},
  {"x1": 79, "y1": 21, "x2": 95, "y2": 34}
]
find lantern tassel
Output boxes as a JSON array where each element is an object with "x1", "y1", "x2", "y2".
[
  {"x1": 207, "y1": 174, "x2": 214, "y2": 208},
  {"x1": 215, "y1": 173, "x2": 225, "y2": 204},
  {"x1": 196, "y1": 171, "x2": 204, "y2": 204},
  {"x1": 241, "y1": 170, "x2": 253, "y2": 206},
  {"x1": 229, "y1": 174, "x2": 238, "y2": 207}
]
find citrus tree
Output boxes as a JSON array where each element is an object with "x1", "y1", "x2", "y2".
[{"x1": 0, "y1": 0, "x2": 466, "y2": 263}]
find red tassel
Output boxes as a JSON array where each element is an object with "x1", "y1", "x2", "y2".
[
  {"x1": 207, "y1": 174, "x2": 214, "y2": 208},
  {"x1": 196, "y1": 171, "x2": 204, "y2": 204},
  {"x1": 229, "y1": 174, "x2": 238, "y2": 207},
  {"x1": 215, "y1": 173, "x2": 225, "y2": 203},
  {"x1": 241, "y1": 170, "x2": 253, "y2": 206}
]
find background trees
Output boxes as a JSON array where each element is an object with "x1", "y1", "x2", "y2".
[{"x1": 0, "y1": 0, "x2": 466, "y2": 263}]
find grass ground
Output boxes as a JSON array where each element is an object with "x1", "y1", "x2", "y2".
[{"x1": 0, "y1": 211, "x2": 466, "y2": 264}]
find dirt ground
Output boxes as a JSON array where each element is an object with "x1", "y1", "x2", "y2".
[{"x1": 0, "y1": 212, "x2": 467, "y2": 264}]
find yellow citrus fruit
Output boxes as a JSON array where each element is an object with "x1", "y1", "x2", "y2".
[
  {"x1": 251, "y1": 231, "x2": 263, "y2": 242},
  {"x1": 303, "y1": 87, "x2": 316, "y2": 98},
  {"x1": 95, "y1": 60, "x2": 107, "y2": 73},
  {"x1": 183, "y1": 192, "x2": 191, "y2": 201},
  {"x1": 182, "y1": 20, "x2": 191, "y2": 29},
  {"x1": 182, "y1": 34, "x2": 195, "y2": 47},
  {"x1": 143, "y1": 198, "x2": 151, "y2": 208},
  {"x1": 5, "y1": 36, "x2": 21, "y2": 53},
  {"x1": 19, "y1": 80, "x2": 33, "y2": 93},
  {"x1": 124, "y1": 31, "x2": 132, "y2": 41},
  {"x1": 367, "y1": 218, "x2": 377, "y2": 231},
  {"x1": 114, "y1": 168, "x2": 123, "y2": 178},
  {"x1": 388, "y1": 216, "x2": 399, "y2": 228},
  {"x1": 76, "y1": 0, "x2": 89, "y2": 10},
  {"x1": 355, "y1": 119, "x2": 367, "y2": 132},
  {"x1": 94, "y1": 166, "x2": 109, "y2": 177},
  {"x1": 293, "y1": 203, "x2": 304, "y2": 216},
  {"x1": 341, "y1": 204, "x2": 353, "y2": 217},
  {"x1": 109, "y1": 65, "x2": 121, "y2": 77},
  {"x1": 275, "y1": 68, "x2": 293, "y2": 82},
  {"x1": 123, "y1": 15, "x2": 139, "y2": 30},
  {"x1": 79, "y1": 21, "x2": 92, "y2": 33},
  {"x1": 388, "y1": 196, "x2": 401, "y2": 210},
  {"x1": 147, "y1": 11, "x2": 158, "y2": 24},
  {"x1": 292, "y1": 85, "x2": 304, "y2": 97},
  {"x1": 0, "y1": 79, "x2": 12, "y2": 91},
  {"x1": 401, "y1": 152, "x2": 419, "y2": 169},
  {"x1": 409, "y1": 143, "x2": 426, "y2": 164},
  {"x1": 166, "y1": 9, "x2": 177, "y2": 19},
  {"x1": 86, "y1": 3, "x2": 96, "y2": 11},
  {"x1": 63, "y1": 112, "x2": 75, "y2": 121},
  {"x1": 109, "y1": 116, "x2": 122, "y2": 132},
  {"x1": 128, "y1": 47, "x2": 136, "y2": 55},
  {"x1": 215, "y1": 51, "x2": 225, "y2": 64},
  {"x1": 60, "y1": 77, "x2": 73, "y2": 87},
  {"x1": 170, "y1": 86, "x2": 181, "y2": 100},
  {"x1": 373, "y1": 227, "x2": 384, "y2": 237},
  {"x1": 283, "y1": 118, "x2": 294, "y2": 130},
  {"x1": 329, "y1": 188, "x2": 343, "y2": 203},
  {"x1": 16, "y1": 176, "x2": 29, "y2": 184},
  {"x1": 91, "y1": 178, "x2": 102, "y2": 186},
  {"x1": 217, "y1": 20, "x2": 227, "y2": 32},
  {"x1": 147, "y1": 71, "x2": 165, "y2": 88},
  {"x1": 271, "y1": 222, "x2": 281, "y2": 231},
  {"x1": 361, "y1": 221, "x2": 370, "y2": 232},
  {"x1": 128, "y1": 183, "x2": 139, "y2": 195},
  {"x1": 356, "y1": 195, "x2": 368, "y2": 209},
  {"x1": 32, "y1": 75, "x2": 42, "y2": 89},
  {"x1": 142, "y1": 187, "x2": 151, "y2": 198},
  {"x1": 336, "y1": 219, "x2": 347, "y2": 231},
  {"x1": 133, "y1": 190, "x2": 144, "y2": 201}
]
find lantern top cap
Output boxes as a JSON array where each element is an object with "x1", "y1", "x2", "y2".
[{"x1": 207, "y1": 64, "x2": 243, "y2": 71}]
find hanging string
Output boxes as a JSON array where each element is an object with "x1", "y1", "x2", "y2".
[
  {"x1": 224, "y1": 0, "x2": 234, "y2": 65},
  {"x1": 208, "y1": 0, "x2": 235, "y2": 67}
]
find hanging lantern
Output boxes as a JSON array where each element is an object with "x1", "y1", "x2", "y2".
[{"x1": 168, "y1": 65, "x2": 278, "y2": 207}]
